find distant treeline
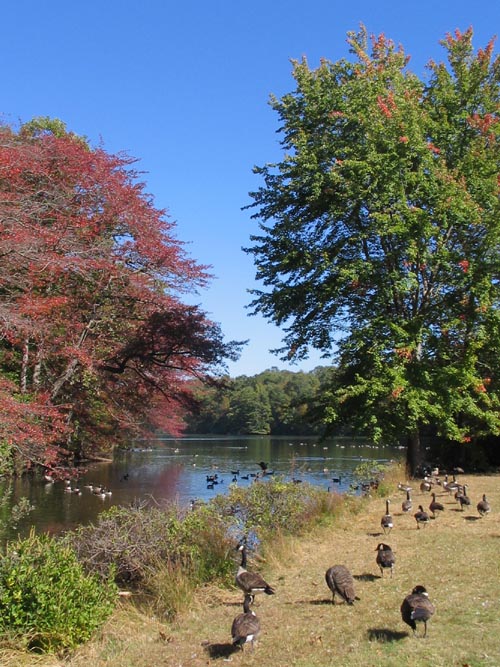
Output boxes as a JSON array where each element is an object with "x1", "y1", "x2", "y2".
[{"x1": 183, "y1": 366, "x2": 340, "y2": 436}]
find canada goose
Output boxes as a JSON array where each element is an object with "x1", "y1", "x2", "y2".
[
  {"x1": 257, "y1": 461, "x2": 268, "y2": 471},
  {"x1": 398, "y1": 483, "x2": 412, "y2": 493},
  {"x1": 325, "y1": 564, "x2": 356, "y2": 604},
  {"x1": 429, "y1": 492, "x2": 445, "y2": 518},
  {"x1": 457, "y1": 484, "x2": 471, "y2": 511},
  {"x1": 477, "y1": 494, "x2": 491, "y2": 517},
  {"x1": 414, "y1": 505, "x2": 430, "y2": 529},
  {"x1": 419, "y1": 477, "x2": 432, "y2": 493},
  {"x1": 444, "y1": 474, "x2": 460, "y2": 494},
  {"x1": 381, "y1": 499, "x2": 393, "y2": 534},
  {"x1": 375, "y1": 543, "x2": 395, "y2": 577},
  {"x1": 235, "y1": 544, "x2": 275, "y2": 602},
  {"x1": 400, "y1": 585, "x2": 435, "y2": 637},
  {"x1": 231, "y1": 594, "x2": 261, "y2": 651},
  {"x1": 402, "y1": 490, "x2": 412, "y2": 513}
]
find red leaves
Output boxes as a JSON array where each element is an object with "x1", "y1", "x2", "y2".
[
  {"x1": 458, "y1": 259, "x2": 470, "y2": 273},
  {"x1": 0, "y1": 122, "x2": 236, "y2": 467}
]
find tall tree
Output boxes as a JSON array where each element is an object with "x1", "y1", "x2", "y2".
[
  {"x1": 245, "y1": 27, "x2": 500, "y2": 474},
  {"x1": 0, "y1": 118, "x2": 241, "y2": 472}
]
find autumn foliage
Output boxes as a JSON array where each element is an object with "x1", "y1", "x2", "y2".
[{"x1": 0, "y1": 119, "x2": 240, "y2": 472}]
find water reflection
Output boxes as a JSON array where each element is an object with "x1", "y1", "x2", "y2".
[{"x1": 1, "y1": 436, "x2": 403, "y2": 542}]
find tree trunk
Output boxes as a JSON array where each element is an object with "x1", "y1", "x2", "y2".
[
  {"x1": 33, "y1": 343, "x2": 43, "y2": 389},
  {"x1": 406, "y1": 429, "x2": 422, "y2": 478},
  {"x1": 20, "y1": 339, "x2": 29, "y2": 393},
  {"x1": 50, "y1": 320, "x2": 94, "y2": 401}
]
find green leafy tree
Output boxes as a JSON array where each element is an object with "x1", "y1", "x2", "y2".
[{"x1": 245, "y1": 27, "x2": 500, "y2": 474}]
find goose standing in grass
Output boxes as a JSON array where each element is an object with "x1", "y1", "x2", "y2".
[
  {"x1": 400, "y1": 585, "x2": 435, "y2": 637},
  {"x1": 325, "y1": 564, "x2": 356, "y2": 604},
  {"x1": 231, "y1": 594, "x2": 261, "y2": 651},
  {"x1": 477, "y1": 493, "x2": 491, "y2": 517},
  {"x1": 398, "y1": 482, "x2": 412, "y2": 494},
  {"x1": 457, "y1": 484, "x2": 472, "y2": 511},
  {"x1": 444, "y1": 474, "x2": 460, "y2": 495},
  {"x1": 381, "y1": 499, "x2": 393, "y2": 534},
  {"x1": 419, "y1": 477, "x2": 432, "y2": 493},
  {"x1": 402, "y1": 490, "x2": 412, "y2": 513},
  {"x1": 235, "y1": 544, "x2": 275, "y2": 603},
  {"x1": 375, "y1": 543, "x2": 395, "y2": 578},
  {"x1": 429, "y1": 492, "x2": 445, "y2": 518},
  {"x1": 414, "y1": 505, "x2": 430, "y2": 529}
]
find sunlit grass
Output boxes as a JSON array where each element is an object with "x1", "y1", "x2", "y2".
[{"x1": 3, "y1": 470, "x2": 500, "y2": 666}]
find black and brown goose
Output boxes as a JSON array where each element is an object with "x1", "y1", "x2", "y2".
[
  {"x1": 381, "y1": 499, "x2": 393, "y2": 534},
  {"x1": 477, "y1": 493, "x2": 491, "y2": 517},
  {"x1": 402, "y1": 490, "x2": 412, "y2": 513},
  {"x1": 419, "y1": 477, "x2": 432, "y2": 493},
  {"x1": 325, "y1": 564, "x2": 356, "y2": 605},
  {"x1": 231, "y1": 594, "x2": 261, "y2": 651},
  {"x1": 414, "y1": 505, "x2": 430, "y2": 529},
  {"x1": 235, "y1": 544, "x2": 275, "y2": 603},
  {"x1": 429, "y1": 492, "x2": 445, "y2": 518},
  {"x1": 375, "y1": 543, "x2": 395, "y2": 578},
  {"x1": 401, "y1": 585, "x2": 435, "y2": 637},
  {"x1": 457, "y1": 484, "x2": 472, "y2": 511}
]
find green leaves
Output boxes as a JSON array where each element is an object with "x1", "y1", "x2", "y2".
[
  {"x1": 246, "y1": 27, "x2": 500, "y2": 470},
  {"x1": 0, "y1": 532, "x2": 116, "y2": 652}
]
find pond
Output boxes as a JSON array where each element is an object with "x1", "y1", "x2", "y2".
[{"x1": 0, "y1": 435, "x2": 404, "y2": 543}]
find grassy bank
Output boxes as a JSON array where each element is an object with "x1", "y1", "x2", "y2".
[{"x1": 3, "y1": 468, "x2": 500, "y2": 667}]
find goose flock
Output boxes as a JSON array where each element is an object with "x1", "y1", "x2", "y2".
[
  {"x1": 44, "y1": 472, "x2": 113, "y2": 499},
  {"x1": 226, "y1": 468, "x2": 490, "y2": 650}
]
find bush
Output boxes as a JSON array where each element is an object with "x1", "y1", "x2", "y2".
[
  {"x1": 66, "y1": 501, "x2": 235, "y2": 618},
  {"x1": 212, "y1": 477, "x2": 339, "y2": 540},
  {"x1": 0, "y1": 531, "x2": 117, "y2": 653}
]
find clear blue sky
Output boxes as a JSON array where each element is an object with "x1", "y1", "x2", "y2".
[{"x1": 1, "y1": 1, "x2": 498, "y2": 376}]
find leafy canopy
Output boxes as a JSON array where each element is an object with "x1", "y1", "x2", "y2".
[
  {"x1": 0, "y1": 117, "x2": 242, "y2": 470},
  {"x1": 245, "y1": 26, "x2": 500, "y2": 457}
]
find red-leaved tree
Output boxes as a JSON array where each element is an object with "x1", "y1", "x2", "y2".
[{"x1": 0, "y1": 118, "x2": 241, "y2": 473}]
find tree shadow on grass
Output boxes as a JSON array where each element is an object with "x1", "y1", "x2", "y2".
[{"x1": 367, "y1": 628, "x2": 408, "y2": 642}]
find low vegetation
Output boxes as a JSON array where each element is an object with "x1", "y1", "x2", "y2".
[
  {"x1": 1, "y1": 466, "x2": 499, "y2": 666},
  {"x1": 0, "y1": 532, "x2": 116, "y2": 653}
]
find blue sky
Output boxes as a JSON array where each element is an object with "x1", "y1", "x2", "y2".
[{"x1": 1, "y1": 1, "x2": 498, "y2": 376}]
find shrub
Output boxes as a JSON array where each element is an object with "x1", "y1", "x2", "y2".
[
  {"x1": 0, "y1": 531, "x2": 117, "y2": 653},
  {"x1": 66, "y1": 501, "x2": 235, "y2": 618},
  {"x1": 212, "y1": 477, "x2": 338, "y2": 540}
]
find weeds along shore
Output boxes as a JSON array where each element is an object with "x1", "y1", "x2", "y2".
[{"x1": 2, "y1": 465, "x2": 500, "y2": 667}]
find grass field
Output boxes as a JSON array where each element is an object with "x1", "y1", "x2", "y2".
[{"x1": 4, "y1": 468, "x2": 500, "y2": 667}]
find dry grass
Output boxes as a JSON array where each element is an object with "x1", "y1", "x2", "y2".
[{"x1": 3, "y1": 470, "x2": 500, "y2": 667}]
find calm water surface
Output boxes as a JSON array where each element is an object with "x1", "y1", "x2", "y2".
[{"x1": 1, "y1": 436, "x2": 403, "y2": 542}]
